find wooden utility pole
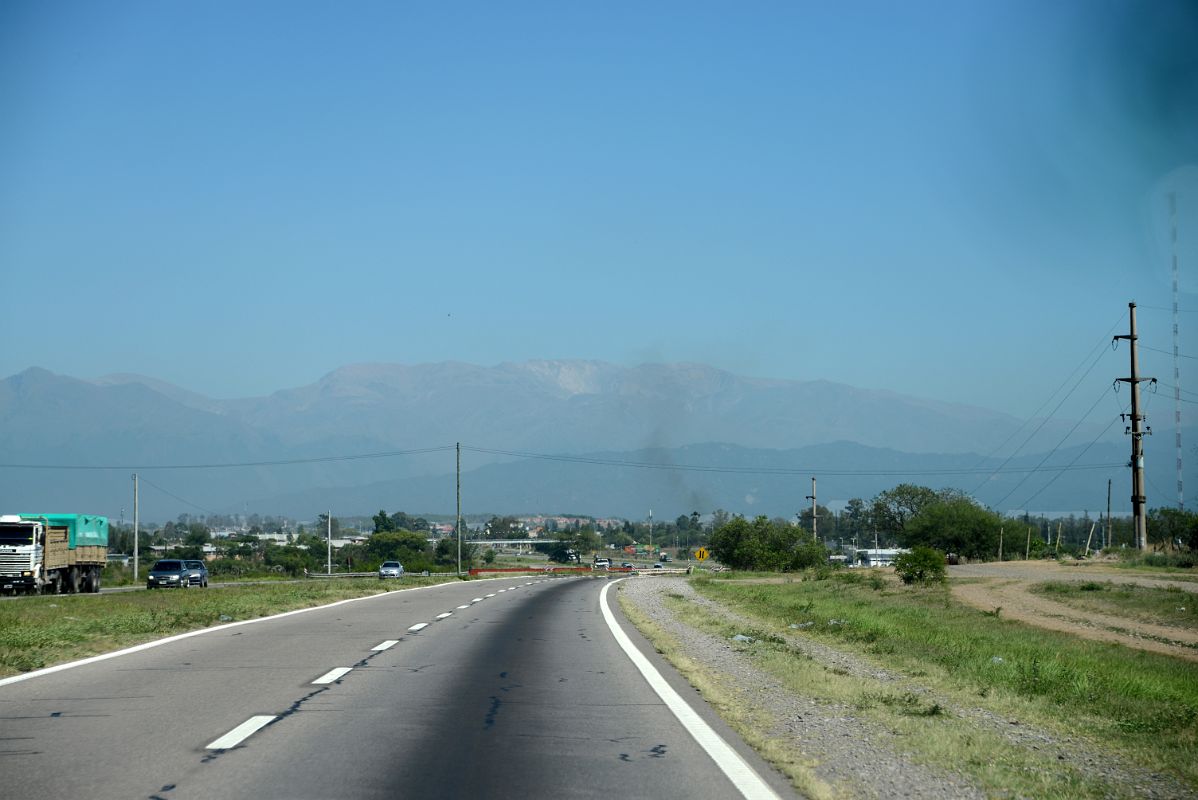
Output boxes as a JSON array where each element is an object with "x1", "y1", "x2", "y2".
[
  {"x1": 1025, "y1": 526, "x2": 1031, "y2": 560},
  {"x1": 456, "y1": 442, "x2": 462, "y2": 576},
  {"x1": 806, "y1": 477, "x2": 818, "y2": 542},
  {"x1": 1114, "y1": 302, "x2": 1154, "y2": 550},
  {"x1": 132, "y1": 472, "x2": 139, "y2": 581},
  {"x1": 998, "y1": 527, "x2": 1003, "y2": 562},
  {"x1": 1106, "y1": 478, "x2": 1112, "y2": 550}
]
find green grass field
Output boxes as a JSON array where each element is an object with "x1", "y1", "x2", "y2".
[
  {"x1": 686, "y1": 572, "x2": 1198, "y2": 795},
  {"x1": 0, "y1": 576, "x2": 458, "y2": 677}
]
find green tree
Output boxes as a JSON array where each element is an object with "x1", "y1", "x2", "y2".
[
  {"x1": 372, "y1": 510, "x2": 395, "y2": 533},
  {"x1": 709, "y1": 515, "x2": 818, "y2": 571},
  {"x1": 870, "y1": 484, "x2": 941, "y2": 539},
  {"x1": 1149, "y1": 508, "x2": 1198, "y2": 551},
  {"x1": 902, "y1": 497, "x2": 1001, "y2": 560},
  {"x1": 893, "y1": 546, "x2": 946, "y2": 584}
]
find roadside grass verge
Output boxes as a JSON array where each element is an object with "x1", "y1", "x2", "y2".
[
  {"x1": 0, "y1": 576, "x2": 457, "y2": 677},
  {"x1": 1031, "y1": 580, "x2": 1198, "y2": 630},
  {"x1": 617, "y1": 590, "x2": 835, "y2": 800},
  {"x1": 690, "y1": 572, "x2": 1198, "y2": 793},
  {"x1": 661, "y1": 594, "x2": 1111, "y2": 799}
]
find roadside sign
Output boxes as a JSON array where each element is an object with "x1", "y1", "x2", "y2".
[{"x1": 694, "y1": 547, "x2": 709, "y2": 561}]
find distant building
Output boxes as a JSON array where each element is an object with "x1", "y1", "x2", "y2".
[{"x1": 856, "y1": 548, "x2": 907, "y2": 567}]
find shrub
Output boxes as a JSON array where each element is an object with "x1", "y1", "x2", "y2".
[{"x1": 893, "y1": 546, "x2": 946, "y2": 585}]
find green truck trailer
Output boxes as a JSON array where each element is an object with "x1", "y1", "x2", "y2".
[{"x1": 0, "y1": 514, "x2": 109, "y2": 594}]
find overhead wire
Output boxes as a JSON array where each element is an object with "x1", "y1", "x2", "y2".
[
  {"x1": 460, "y1": 445, "x2": 1121, "y2": 478},
  {"x1": 970, "y1": 327, "x2": 1118, "y2": 495},
  {"x1": 965, "y1": 315, "x2": 1126, "y2": 482},
  {"x1": 138, "y1": 476, "x2": 220, "y2": 516},
  {"x1": 1013, "y1": 402, "x2": 1126, "y2": 511},
  {"x1": 991, "y1": 384, "x2": 1118, "y2": 510},
  {"x1": 0, "y1": 445, "x2": 456, "y2": 471}
]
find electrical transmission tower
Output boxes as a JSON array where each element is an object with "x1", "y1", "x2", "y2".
[{"x1": 1170, "y1": 193, "x2": 1185, "y2": 510}]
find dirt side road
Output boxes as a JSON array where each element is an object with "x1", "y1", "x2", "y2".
[{"x1": 948, "y1": 561, "x2": 1198, "y2": 661}]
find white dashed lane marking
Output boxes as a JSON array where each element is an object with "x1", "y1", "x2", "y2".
[
  {"x1": 206, "y1": 715, "x2": 276, "y2": 750},
  {"x1": 456, "y1": 604, "x2": 470, "y2": 609},
  {"x1": 313, "y1": 667, "x2": 353, "y2": 685},
  {"x1": 471, "y1": 598, "x2": 484, "y2": 603},
  {"x1": 436, "y1": 612, "x2": 453, "y2": 620},
  {"x1": 407, "y1": 622, "x2": 429, "y2": 633},
  {"x1": 485, "y1": 593, "x2": 496, "y2": 598},
  {"x1": 372, "y1": 640, "x2": 399, "y2": 651}
]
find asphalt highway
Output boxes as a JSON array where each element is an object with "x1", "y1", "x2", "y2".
[{"x1": 0, "y1": 576, "x2": 794, "y2": 799}]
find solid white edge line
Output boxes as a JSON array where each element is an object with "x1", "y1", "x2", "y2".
[
  {"x1": 372, "y1": 640, "x2": 399, "y2": 651},
  {"x1": 407, "y1": 622, "x2": 429, "y2": 632},
  {"x1": 312, "y1": 667, "x2": 353, "y2": 685},
  {"x1": 206, "y1": 715, "x2": 277, "y2": 750},
  {"x1": 599, "y1": 580, "x2": 781, "y2": 800},
  {"x1": 0, "y1": 580, "x2": 463, "y2": 690},
  {"x1": 436, "y1": 612, "x2": 453, "y2": 619}
]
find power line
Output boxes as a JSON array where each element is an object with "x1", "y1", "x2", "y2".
[
  {"x1": 1156, "y1": 381, "x2": 1198, "y2": 399},
  {"x1": 1139, "y1": 305, "x2": 1198, "y2": 313},
  {"x1": 967, "y1": 316, "x2": 1126, "y2": 481},
  {"x1": 1013, "y1": 405, "x2": 1125, "y2": 511},
  {"x1": 0, "y1": 445, "x2": 456, "y2": 471},
  {"x1": 1141, "y1": 344, "x2": 1197, "y2": 360},
  {"x1": 461, "y1": 445, "x2": 1121, "y2": 478},
  {"x1": 991, "y1": 385, "x2": 1117, "y2": 510},
  {"x1": 970, "y1": 335, "x2": 1115, "y2": 495},
  {"x1": 138, "y1": 476, "x2": 220, "y2": 516}
]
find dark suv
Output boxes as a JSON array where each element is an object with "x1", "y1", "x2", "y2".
[
  {"x1": 147, "y1": 560, "x2": 191, "y2": 589},
  {"x1": 184, "y1": 559, "x2": 209, "y2": 587}
]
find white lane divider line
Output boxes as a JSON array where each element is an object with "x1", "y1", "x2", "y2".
[
  {"x1": 207, "y1": 715, "x2": 276, "y2": 750},
  {"x1": 373, "y1": 640, "x2": 399, "y2": 651},
  {"x1": 456, "y1": 604, "x2": 470, "y2": 609},
  {"x1": 313, "y1": 667, "x2": 353, "y2": 685},
  {"x1": 485, "y1": 593, "x2": 496, "y2": 598},
  {"x1": 599, "y1": 581, "x2": 781, "y2": 800},
  {"x1": 407, "y1": 622, "x2": 430, "y2": 633},
  {"x1": 471, "y1": 597, "x2": 484, "y2": 603},
  {"x1": 436, "y1": 612, "x2": 453, "y2": 619}
]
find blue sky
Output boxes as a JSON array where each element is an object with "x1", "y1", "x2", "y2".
[{"x1": 2, "y1": 0, "x2": 1195, "y2": 421}]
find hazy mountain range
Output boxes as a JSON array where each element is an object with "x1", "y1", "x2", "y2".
[{"x1": 1, "y1": 362, "x2": 1189, "y2": 521}]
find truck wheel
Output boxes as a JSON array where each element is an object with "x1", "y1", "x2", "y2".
[
  {"x1": 92, "y1": 570, "x2": 102, "y2": 592},
  {"x1": 67, "y1": 567, "x2": 81, "y2": 594}
]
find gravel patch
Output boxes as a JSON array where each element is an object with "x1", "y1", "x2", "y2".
[
  {"x1": 619, "y1": 576, "x2": 1193, "y2": 800},
  {"x1": 620, "y1": 577, "x2": 985, "y2": 799}
]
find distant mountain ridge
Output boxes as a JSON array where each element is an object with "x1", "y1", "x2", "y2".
[{"x1": 0, "y1": 360, "x2": 1162, "y2": 519}]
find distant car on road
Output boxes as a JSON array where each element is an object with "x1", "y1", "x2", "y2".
[
  {"x1": 378, "y1": 561, "x2": 405, "y2": 580},
  {"x1": 184, "y1": 559, "x2": 209, "y2": 587},
  {"x1": 652, "y1": 563, "x2": 664, "y2": 569},
  {"x1": 592, "y1": 558, "x2": 611, "y2": 570},
  {"x1": 147, "y1": 559, "x2": 191, "y2": 589},
  {"x1": 620, "y1": 562, "x2": 634, "y2": 569}
]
